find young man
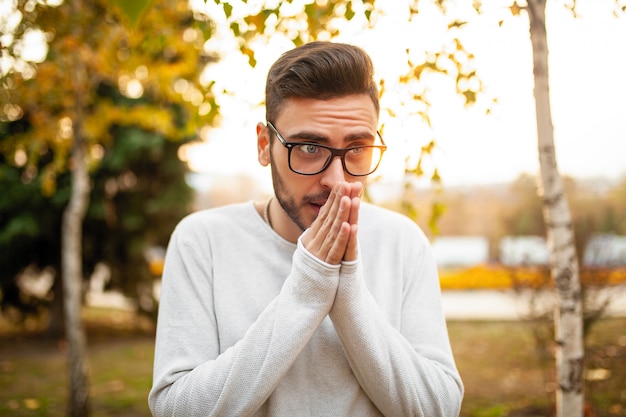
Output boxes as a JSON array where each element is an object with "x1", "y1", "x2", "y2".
[{"x1": 149, "y1": 41, "x2": 463, "y2": 417}]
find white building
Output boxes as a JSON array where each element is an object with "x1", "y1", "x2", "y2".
[
  {"x1": 499, "y1": 236, "x2": 549, "y2": 266},
  {"x1": 431, "y1": 236, "x2": 489, "y2": 268},
  {"x1": 583, "y1": 234, "x2": 626, "y2": 266}
]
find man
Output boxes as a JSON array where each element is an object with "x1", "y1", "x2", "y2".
[{"x1": 149, "y1": 41, "x2": 463, "y2": 417}]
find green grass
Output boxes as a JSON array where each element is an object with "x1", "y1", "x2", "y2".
[
  {"x1": 0, "y1": 309, "x2": 155, "y2": 417},
  {"x1": 448, "y1": 318, "x2": 626, "y2": 417},
  {"x1": 0, "y1": 334, "x2": 154, "y2": 417},
  {"x1": 0, "y1": 309, "x2": 625, "y2": 416}
]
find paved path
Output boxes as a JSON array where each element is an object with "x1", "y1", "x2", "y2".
[
  {"x1": 441, "y1": 285, "x2": 626, "y2": 320},
  {"x1": 86, "y1": 282, "x2": 626, "y2": 321}
]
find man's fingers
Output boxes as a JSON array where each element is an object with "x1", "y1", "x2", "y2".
[
  {"x1": 302, "y1": 182, "x2": 361, "y2": 264},
  {"x1": 349, "y1": 181, "x2": 363, "y2": 199},
  {"x1": 348, "y1": 195, "x2": 360, "y2": 226},
  {"x1": 343, "y1": 223, "x2": 358, "y2": 262},
  {"x1": 326, "y1": 222, "x2": 351, "y2": 265},
  {"x1": 320, "y1": 195, "x2": 350, "y2": 246}
]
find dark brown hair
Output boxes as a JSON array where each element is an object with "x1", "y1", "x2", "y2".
[{"x1": 265, "y1": 41, "x2": 380, "y2": 124}]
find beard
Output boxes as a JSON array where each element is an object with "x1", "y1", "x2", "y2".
[
  {"x1": 269, "y1": 150, "x2": 329, "y2": 232},
  {"x1": 270, "y1": 164, "x2": 326, "y2": 232}
]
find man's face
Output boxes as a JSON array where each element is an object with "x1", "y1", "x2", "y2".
[{"x1": 257, "y1": 94, "x2": 379, "y2": 242}]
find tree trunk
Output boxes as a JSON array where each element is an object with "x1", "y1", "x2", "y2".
[
  {"x1": 62, "y1": 1, "x2": 91, "y2": 415},
  {"x1": 62, "y1": 136, "x2": 91, "y2": 417},
  {"x1": 526, "y1": 1, "x2": 584, "y2": 416}
]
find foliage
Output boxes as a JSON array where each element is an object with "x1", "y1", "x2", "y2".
[
  {"x1": 500, "y1": 173, "x2": 546, "y2": 236},
  {"x1": 1, "y1": 0, "x2": 217, "y2": 192},
  {"x1": 0, "y1": 0, "x2": 217, "y2": 321},
  {"x1": 0, "y1": 148, "x2": 65, "y2": 318},
  {"x1": 85, "y1": 125, "x2": 193, "y2": 294},
  {"x1": 0, "y1": 113, "x2": 194, "y2": 321}
]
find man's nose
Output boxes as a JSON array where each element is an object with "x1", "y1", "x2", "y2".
[{"x1": 320, "y1": 156, "x2": 346, "y2": 188}]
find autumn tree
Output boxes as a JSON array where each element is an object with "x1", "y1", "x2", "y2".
[
  {"x1": 1, "y1": 0, "x2": 217, "y2": 415},
  {"x1": 0, "y1": 117, "x2": 194, "y2": 328}
]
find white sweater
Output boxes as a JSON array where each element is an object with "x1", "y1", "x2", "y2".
[{"x1": 149, "y1": 201, "x2": 463, "y2": 417}]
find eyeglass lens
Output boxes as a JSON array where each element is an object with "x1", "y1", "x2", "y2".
[{"x1": 289, "y1": 144, "x2": 383, "y2": 176}]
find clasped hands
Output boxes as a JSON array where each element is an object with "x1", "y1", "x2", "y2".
[{"x1": 302, "y1": 181, "x2": 362, "y2": 265}]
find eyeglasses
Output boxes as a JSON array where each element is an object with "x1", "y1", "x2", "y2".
[{"x1": 266, "y1": 121, "x2": 387, "y2": 176}]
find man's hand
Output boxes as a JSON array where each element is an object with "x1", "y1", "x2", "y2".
[
  {"x1": 302, "y1": 182, "x2": 362, "y2": 265},
  {"x1": 343, "y1": 182, "x2": 361, "y2": 262}
]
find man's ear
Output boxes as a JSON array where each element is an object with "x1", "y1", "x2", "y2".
[{"x1": 257, "y1": 122, "x2": 271, "y2": 167}]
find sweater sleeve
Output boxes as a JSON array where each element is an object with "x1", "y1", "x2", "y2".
[
  {"x1": 329, "y1": 241, "x2": 464, "y2": 417},
  {"x1": 149, "y1": 230, "x2": 340, "y2": 417}
]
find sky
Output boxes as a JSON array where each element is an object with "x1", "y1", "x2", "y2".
[{"x1": 181, "y1": 0, "x2": 626, "y2": 193}]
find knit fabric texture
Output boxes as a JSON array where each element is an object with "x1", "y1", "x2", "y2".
[{"x1": 149, "y1": 201, "x2": 463, "y2": 417}]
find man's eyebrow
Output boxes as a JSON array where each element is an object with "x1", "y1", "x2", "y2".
[
  {"x1": 288, "y1": 131, "x2": 376, "y2": 144},
  {"x1": 287, "y1": 131, "x2": 330, "y2": 143},
  {"x1": 345, "y1": 132, "x2": 376, "y2": 142}
]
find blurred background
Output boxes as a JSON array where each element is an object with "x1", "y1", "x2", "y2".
[{"x1": 1, "y1": 0, "x2": 625, "y2": 416}]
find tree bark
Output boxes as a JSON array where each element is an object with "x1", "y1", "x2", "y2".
[
  {"x1": 62, "y1": 0, "x2": 91, "y2": 415},
  {"x1": 526, "y1": 1, "x2": 584, "y2": 416},
  {"x1": 62, "y1": 137, "x2": 91, "y2": 417}
]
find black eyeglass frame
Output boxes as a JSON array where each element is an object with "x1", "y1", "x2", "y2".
[{"x1": 266, "y1": 121, "x2": 387, "y2": 177}]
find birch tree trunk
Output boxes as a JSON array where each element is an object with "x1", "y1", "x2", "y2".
[
  {"x1": 526, "y1": 1, "x2": 584, "y2": 416},
  {"x1": 62, "y1": 136, "x2": 91, "y2": 417},
  {"x1": 61, "y1": 0, "x2": 91, "y2": 415}
]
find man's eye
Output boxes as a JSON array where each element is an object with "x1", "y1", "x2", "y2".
[
  {"x1": 297, "y1": 144, "x2": 320, "y2": 154},
  {"x1": 350, "y1": 147, "x2": 364, "y2": 155}
]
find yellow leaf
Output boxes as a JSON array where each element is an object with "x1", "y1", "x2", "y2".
[
  {"x1": 510, "y1": 2, "x2": 522, "y2": 16},
  {"x1": 24, "y1": 398, "x2": 40, "y2": 410}
]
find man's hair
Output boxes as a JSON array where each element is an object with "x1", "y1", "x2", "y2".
[{"x1": 265, "y1": 41, "x2": 380, "y2": 124}]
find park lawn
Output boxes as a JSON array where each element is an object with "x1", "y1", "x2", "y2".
[
  {"x1": 450, "y1": 317, "x2": 626, "y2": 417},
  {"x1": 0, "y1": 308, "x2": 625, "y2": 417},
  {"x1": 0, "y1": 309, "x2": 155, "y2": 417}
]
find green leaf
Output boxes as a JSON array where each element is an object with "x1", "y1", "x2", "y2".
[
  {"x1": 112, "y1": 0, "x2": 153, "y2": 27},
  {"x1": 0, "y1": 215, "x2": 39, "y2": 244},
  {"x1": 345, "y1": 2, "x2": 356, "y2": 20},
  {"x1": 428, "y1": 201, "x2": 446, "y2": 236},
  {"x1": 223, "y1": 3, "x2": 233, "y2": 19},
  {"x1": 230, "y1": 22, "x2": 241, "y2": 37}
]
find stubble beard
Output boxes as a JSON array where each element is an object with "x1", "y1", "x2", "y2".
[
  {"x1": 269, "y1": 152, "x2": 329, "y2": 233},
  {"x1": 270, "y1": 166, "x2": 319, "y2": 233}
]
